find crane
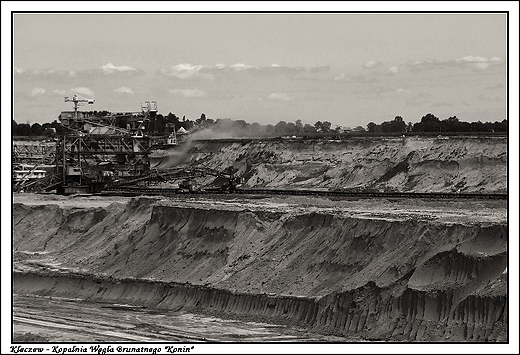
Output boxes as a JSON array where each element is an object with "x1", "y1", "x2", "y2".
[{"x1": 64, "y1": 94, "x2": 95, "y2": 120}]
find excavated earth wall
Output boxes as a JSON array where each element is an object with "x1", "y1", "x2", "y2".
[
  {"x1": 13, "y1": 195, "x2": 508, "y2": 342},
  {"x1": 150, "y1": 136, "x2": 507, "y2": 193}
]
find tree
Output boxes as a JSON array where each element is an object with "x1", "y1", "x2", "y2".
[
  {"x1": 412, "y1": 113, "x2": 440, "y2": 132},
  {"x1": 16, "y1": 123, "x2": 31, "y2": 136},
  {"x1": 295, "y1": 119, "x2": 303, "y2": 134},
  {"x1": 31, "y1": 123, "x2": 44, "y2": 136},
  {"x1": 447, "y1": 116, "x2": 459, "y2": 122},
  {"x1": 274, "y1": 121, "x2": 289, "y2": 135},
  {"x1": 303, "y1": 124, "x2": 316, "y2": 134},
  {"x1": 314, "y1": 121, "x2": 323, "y2": 132},
  {"x1": 286, "y1": 122, "x2": 297, "y2": 135},
  {"x1": 367, "y1": 122, "x2": 377, "y2": 133},
  {"x1": 321, "y1": 121, "x2": 332, "y2": 133},
  {"x1": 384, "y1": 116, "x2": 406, "y2": 133}
]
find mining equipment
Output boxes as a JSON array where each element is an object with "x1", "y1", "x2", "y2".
[
  {"x1": 12, "y1": 139, "x2": 57, "y2": 192},
  {"x1": 150, "y1": 123, "x2": 179, "y2": 149},
  {"x1": 12, "y1": 139, "x2": 56, "y2": 166},
  {"x1": 14, "y1": 96, "x2": 243, "y2": 195},
  {"x1": 12, "y1": 164, "x2": 49, "y2": 193},
  {"x1": 50, "y1": 95, "x2": 156, "y2": 194},
  {"x1": 110, "y1": 166, "x2": 244, "y2": 193}
]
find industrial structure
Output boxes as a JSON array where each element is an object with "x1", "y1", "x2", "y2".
[
  {"x1": 12, "y1": 95, "x2": 242, "y2": 194},
  {"x1": 12, "y1": 140, "x2": 56, "y2": 192},
  {"x1": 12, "y1": 140, "x2": 56, "y2": 166},
  {"x1": 51, "y1": 95, "x2": 156, "y2": 194}
]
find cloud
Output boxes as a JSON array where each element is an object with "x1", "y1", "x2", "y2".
[
  {"x1": 334, "y1": 73, "x2": 378, "y2": 83},
  {"x1": 251, "y1": 65, "x2": 305, "y2": 77},
  {"x1": 309, "y1": 65, "x2": 331, "y2": 73},
  {"x1": 159, "y1": 63, "x2": 215, "y2": 80},
  {"x1": 71, "y1": 87, "x2": 94, "y2": 97},
  {"x1": 14, "y1": 64, "x2": 143, "y2": 81},
  {"x1": 158, "y1": 63, "x2": 310, "y2": 80},
  {"x1": 221, "y1": 63, "x2": 305, "y2": 76},
  {"x1": 403, "y1": 55, "x2": 504, "y2": 73},
  {"x1": 14, "y1": 68, "x2": 77, "y2": 81},
  {"x1": 456, "y1": 55, "x2": 502, "y2": 64},
  {"x1": 362, "y1": 60, "x2": 384, "y2": 69},
  {"x1": 267, "y1": 92, "x2": 293, "y2": 101},
  {"x1": 168, "y1": 89, "x2": 207, "y2": 98},
  {"x1": 93, "y1": 63, "x2": 143, "y2": 77},
  {"x1": 114, "y1": 86, "x2": 135, "y2": 94},
  {"x1": 101, "y1": 63, "x2": 138, "y2": 74},
  {"x1": 230, "y1": 63, "x2": 255, "y2": 71},
  {"x1": 30, "y1": 87, "x2": 46, "y2": 97}
]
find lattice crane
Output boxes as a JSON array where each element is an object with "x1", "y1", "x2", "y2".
[{"x1": 64, "y1": 94, "x2": 95, "y2": 120}]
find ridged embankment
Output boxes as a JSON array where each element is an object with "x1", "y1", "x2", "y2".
[
  {"x1": 13, "y1": 268, "x2": 507, "y2": 342},
  {"x1": 13, "y1": 196, "x2": 508, "y2": 341},
  {"x1": 151, "y1": 136, "x2": 507, "y2": 193}
]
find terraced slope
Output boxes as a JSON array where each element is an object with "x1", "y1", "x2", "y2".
[
  {"x1": 13, "y1": 195, "x2": 508, "y2": 341},
  {"x1": 150, "y1": 136, "x2": 507, "y2": 193}
]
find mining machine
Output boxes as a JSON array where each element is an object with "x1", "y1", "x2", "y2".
[
  {"x1": 110, "y1": 166, "x2": 244, "y2": 193},
  {"x1": 23, "y1": 96, "x2": 241, "y2": 195},
  {"x1": 50, "y1": 96, "x2": 156, "y2": 194}
]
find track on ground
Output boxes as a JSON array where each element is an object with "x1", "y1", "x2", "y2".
[{"x1": 101, "y1": 187, "x2": 507, "y2": 200}]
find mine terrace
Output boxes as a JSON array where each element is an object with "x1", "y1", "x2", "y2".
[{"x1": 12, "y1": 97, "x2": 508, "y2": 343}]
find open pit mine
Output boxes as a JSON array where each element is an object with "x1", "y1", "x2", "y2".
[{"x1": 12, "y1": 98, "x2": 508, "y2": 343}]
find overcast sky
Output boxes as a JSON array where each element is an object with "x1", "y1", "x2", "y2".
[{"x1": 9, "y1": 10, "x2": 510, "y2": 128}]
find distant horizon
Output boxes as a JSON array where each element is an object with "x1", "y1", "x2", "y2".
[
  {"x1": 10, "y1": 107, "x2": 508, "y2": 129},
  {"x1": 10, "y1": 11, "x2": 507, "y2": 128}
]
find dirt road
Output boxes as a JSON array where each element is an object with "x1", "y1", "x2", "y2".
[{"x1": 14, "y1": 294, "x2": 345, "y2": 342}]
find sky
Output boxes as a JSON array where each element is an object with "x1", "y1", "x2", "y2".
[{"x1": 8, "y1": 7, "x2": 511, "y2": 129}]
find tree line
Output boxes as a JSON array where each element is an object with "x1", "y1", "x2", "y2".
[
  {"x1": 12, "y1": 112, "x2": 507, "y2": 137},
  {"x1": 366, "y1": 113, "x2": 507, "y2": 134}
]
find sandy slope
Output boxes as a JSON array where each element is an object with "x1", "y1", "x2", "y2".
[
  {"x1": 12, "y1": 194, "x2": 508, "y2": 341},
  {"x1": 150, "y1": 136, "x2": 507, "y2": 193}
]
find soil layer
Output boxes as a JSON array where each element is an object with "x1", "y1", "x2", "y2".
[{"x1": 12, "y1": 193, "x2": 508, "y2": 342}]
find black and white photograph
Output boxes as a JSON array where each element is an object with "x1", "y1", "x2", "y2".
[{"x1": 3, "y1": 2, "x2": 518, "y2": 354}]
